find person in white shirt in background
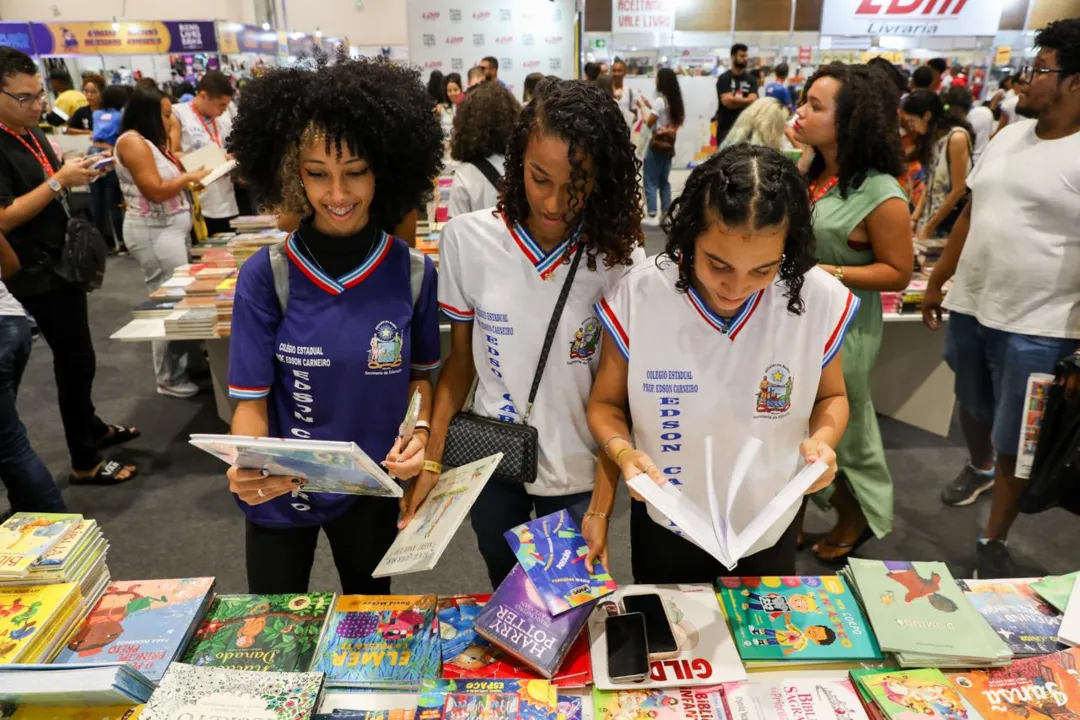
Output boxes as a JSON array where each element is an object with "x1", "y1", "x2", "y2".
[
  {"x1": 944, "y1": 86, "x2": 993, "y2": 164},
  {"x1": 610, "y1": 58, "x2": 637, "y2": 128},
  {"x1": 446, "y1": 81, "x2": 519, "y2": 219},
  {"x1": 924, "y1": 19, "x2": 1080, "y2": 579}
]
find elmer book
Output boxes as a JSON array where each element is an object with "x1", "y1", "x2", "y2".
[
  {"x1": 310, "y1": 595, "x2": 440, "y2": 689},
  {"x1": 947, "y1": 647, "x2": 1080, "y2": 719},
  {"x1": 957, "y1": 578, "x2": 1066, "y2": 657},
  {"x1": 179, "y1": 593, "x2": 334, "y2": 672},
  {"x1": 415, "y1": 679, "x2": 556, "y2": 720},
  {"x1": 717, "y1": 576, "x2": 883, "y2": 663}
]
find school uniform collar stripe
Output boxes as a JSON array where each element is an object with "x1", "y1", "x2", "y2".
[
  {"x1": 595, "y1": 299, "x2": 629, "y2": 361},
  {"x1": 686, "y1": 286, "x2": 764, "y2": 340},
  {"x1": 228, "y1": 385, "x2": 270, "y2": 399},
  {"x1": 822, "y1": 292, "x2": 860, "y2": 368},
  {"x1": 338, "y1": 232, "x2": 392, "y2": 288},
  {"x1": 285, "y1": 234, "x2": 343, "y2": 294},
  {"x1": 504, "y1": 213, "x2": 579, "y2": 279},
  {"x1": 285, "y1": 231, "x2": 392, "y2": 295},
  {"x1": 439, "y1": 301, "x2": 474, "y2": 322}
]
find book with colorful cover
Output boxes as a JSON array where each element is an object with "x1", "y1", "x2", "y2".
[
  {"x1": 179, "y1": 592, "x2": 334, "y2": 672},
  {"x1": 473, "y1": 564, "x2": 592, "y2": 680},
  {"x1": 721, "y1": 679, "x2": 868, "y2": 720},
  {"x1": 31, "y1": 520, "x2": 98, "y2": 571},
  {"x1": 557, "y1": 693, "x2": 584, "y2": 720},
  {"x1": 504, "y1": 510, "x2": 616, "y2": 616},
  {"x1": 956, "y1": 578, "x2": 1066, "y2": 656},
  {"x1": 593, "y1": 685, "x2": 727, "y2": 719},
  {"x1": 855, "y1": 668, "x2": 970, "y2": 720},
  {"x1": 313, "y1": 712, "x2": 413, "y2": 720},
  {"x1": 10, "y1": 707, "x2": 142, "y2": 720},
  {"x1": 0, "y1": 513, "x2": 80, "y2": 577},
  {"x1": 54, "y1": 578, "x2": 217, "y2": 683},
  {"x1": 717, "y1": 576, "x2": 883, "y2": 663},
  {"x1": 947, "y1": 647, "x2": 1080, "y2": 719},
  {"x1": 438, "y1": 594, "x2": 592, "y2": 687},
  {"x1": 415, "y1": 679, "x2": 556, "y2": 720},
  {"x1": 0, "y1": 583, "x2": 81, "y2": 663},
  {"x1": 140, "y1": 663, "x2": 323, "y2": 720},
  {"x1": 1032, "y1": 572, "x2": 1079, "y2": 613},
  {"x1": 310, "y1": 595, "x2": 440, "y2": 689}
]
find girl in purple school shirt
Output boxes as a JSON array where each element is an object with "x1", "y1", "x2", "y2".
[{"x1": 222, "y1": 54, "x2": 445, "y2": 594}]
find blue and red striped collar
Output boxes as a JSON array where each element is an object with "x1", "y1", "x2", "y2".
[
  {"x1": 284, "y1": 230, "x2": 392, "y2": 295},
  {"x1": 686, "y1": 285, "x2": 765, "y2": 340},
  {"x1": 504, "y1": 213, "x2": 581, "y2": 280}
]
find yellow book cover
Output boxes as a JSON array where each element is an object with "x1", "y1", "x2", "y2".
[
  {"x1": 0, "y1": 583, "x2": 79, "y2": 662},
  {"x1": 216, "y1": 278, "x2": 237, "y2": 292},
  {"x1": 12, "y1": 706, "x2": 142, "y2": 720},
  {"x1": 0, "y1": 514, "x2": 81, "y2": 577},
  {"x1": 34, "y1": 520, "x2": 97, "y2": 571}
]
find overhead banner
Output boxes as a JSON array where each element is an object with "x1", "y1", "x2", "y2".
[
  {"x1": 820, "y1": 0, "x2": 1004, "y2": 36},
  {"x1": 0, "y1": 23, "x2": 34, "y2": 55},
  {"x1": 217, "y1": 23, "x2": 280, "y2": 56},
  {"x1": 30, "y1": 21, "x2": 217, "y2": 55},
  {"x1": 406, "y1": 0, "x2": 576, "y2": 102},
  {"x1": 613, "y1": 0, "x2": 676, "y2": 36}
]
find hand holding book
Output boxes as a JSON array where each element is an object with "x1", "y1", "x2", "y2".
[{"x1": 227, "y1": 466, "x2": 306, "y2": 505}]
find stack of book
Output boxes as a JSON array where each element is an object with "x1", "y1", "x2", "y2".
[
  {"x1": 850, "y1": 667, "x2": 969, "y2": 719},
  {"x1": 229, "y1": 215, "x2": 278, "y2": 232},
  {"x1": 131, "y1": 299, "x2": 182, "y2": 319},
  {"x1": 945, "y1": 647, "x2": 1080, "y2": 718},
  {"x1": 841, "y1": 559, "x2": 1013, "y2": 668},
  {"x1": 0, "y1": 662, "x2": 155, "y2": 706},
  {"x1": 227, "y1": 230, "x2": 288, "y2": 263},
  {"x1": 0, "y1": 516, "x2": 111, "y2": 610},
  {"x1": 0, "y1": 582, "x2": 85, "y2": 663},
  {"x1": 163, "y1": 309, "x2": 217, "y2": 338}
]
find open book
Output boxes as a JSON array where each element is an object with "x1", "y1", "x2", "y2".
[
  {"x1": 627, "y1": 436, "x2": 825, "y2": 569},
  {"x1": 180, "y1": 143, "x2": 237, "y2": 187}
]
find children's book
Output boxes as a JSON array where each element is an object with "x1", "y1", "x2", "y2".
[
  {"x1": 310, "y1": 595, "x2": 440, "y2": 689},
  {"x1": 558, "y1": 692, "x2": 586, "y2": 720},
  {"x1": 0, "y1": 663, "x2": 155, "y2": 707},
  {"x1": 438, "y1": 594, "x2": 592, "y2": 687},
  {"x1": 474, "y1": 564, "x2": 592, "y2": 680},
  {"x1": 314, "y1": 712, "x2": 414, "y2": 720},
  {"x1": 54, "y1": 578, "x2": 217, "y2": 683},
  {"x1": 1031, "y1": 571, "x2": 1080, "y2": 613},
  {"x1": 0, "y1": 582, "x2": 80, "y2": 663},
  {"x1": 188, "y1": 434, "x2": 403, "y2": 498},
  {"x1": 854, "y1": 668, "x2": 972, "y2": 720},
  {"x1": 504, "y1": 510, "x2": 616, "y2": 615},
  {"x1": 589, "y1": 584, "x2": 747, "y2": 691},
  {"x1": 1062, "y1": 575, "x2": 1080, "y2": 647},
  {"x1": 0, "y1": 513, "x2": 81, "y2": 577},
  {"x1": 31, "y1": 520, "x2": 98, "y2": 572},
  {"x1": 372, "y1": 454, "x2": 502, "y2": 578},
  {"x1": 956, "y1": 578, "x2": 1067, "y2": 656},
  {"x1": 946, "y1": 647, "x2": 1080, "y2": 719},
  {"x1": 10, "y1": 706, "x2": 143, "y2": 720},
  {"x1": 179, "y1": 592, "x2": 334, "y2": 672},
  {"x1": 592, "y1": 685, "x2": 727, "y2": 719},
  {"x1": 415, "y1": 679, "x2": 556, "y2": 720},
  {"x1": 140, "y1": 664, "x2": 323, "y2": 720},
  {"x1": 717, "y1": 576, "x2": 883, "y2": 663},
  {"x1": 721, "y1": 679, "x2": 869, "y2": 720}
]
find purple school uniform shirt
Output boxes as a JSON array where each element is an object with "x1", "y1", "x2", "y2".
[{"x1": 227, "y1": 233, "x2": 442, "y2": 527}]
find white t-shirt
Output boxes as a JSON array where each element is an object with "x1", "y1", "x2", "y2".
[
  {"x1": 944, "y1": 120, "x2": 1080, "y2": 338},
  {"x1": 596, "y1": 261, "x2": 857, "y2": 555},
  {"x1": 0, "y1": 280, "x2": 25, "y2": 317},
  {"x1": 438, "y1": 209, "x2": 644, "y2": 496},
  {"x1": 172, "y1": 101, "x2": 238, "y2": 219},
  {"x1": 447, "y1": 154, "x2": 504, "y2": 219},
  {"x1": 650, "y1": 95, "x2": 669, "y2": 129},
  {"x1": 967, "y1": 105, "x2": 994, "y2": 163},
  {"x1": 613, "y1": 85, "x2": 636, "y2": 128},
  {"x1": 1001, "y1": 92, "x2": 1021, "y2": 126}
]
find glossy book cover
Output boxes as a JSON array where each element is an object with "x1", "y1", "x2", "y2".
[
  {"x1": 856, "y1": 668, "x2": 972, "y2": 720},
  {"x1": 947, "y1": 647, "x2": 1080, "y2": 719},
  {"x1": 54, "y1": 578, "x2": 217, "y2": 682},
  {"x1": 310, "y1": 595, "x2": 440, "y2": 688},
  {"x1": 179, "y1": 593, "x2": 334, "y2": 672},
  {"x1": 416, "y1": 679, "x2": 556, "y2": 720},
  {"x1": 957, "y1": 578, "x2": 1067, "y2": 656},
  {"x1": 718, "y1": 576, "x2": 883, "y2": 662},
  {"x1": 593, "y1": 685, "x2": 727, "y2": 719},
  {"x1": 0, "y1": 514, "x2": 80, "y2": 577},
  {"x1": 722, "y1": 679, "x2": 869, "y2": 720},
  {"x1": 504, "y1": 510, "x2": 616, "y2": 615},
  {"x1": 0, "y1": 583, "x2": 80, "y2": 663}
]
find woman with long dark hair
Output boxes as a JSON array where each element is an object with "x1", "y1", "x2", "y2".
[
  {"x1": 447, "y1": 81, "x2": 519, "y2": 217},
  {"x1": 640, "y1": 67, "x2": 685, "y2": 224},
  {"x1": 792, "y1": 62, "x2": 912, "y2": 561}
]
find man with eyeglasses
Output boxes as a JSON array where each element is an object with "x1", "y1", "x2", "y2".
[
  {"x1": 923, "y1": 18, "x2": 1080, "y2": 579},
  {"x1": 0, "y1": 46, "x2": 139, "y2": 486}
]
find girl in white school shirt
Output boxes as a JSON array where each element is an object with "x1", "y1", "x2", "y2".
[
  {"x1": 589, "y1": 145, "x2": 855, "y2": 582},
  {"x1": 420, "y1": 79, "x2": 647, "y2": 588}
]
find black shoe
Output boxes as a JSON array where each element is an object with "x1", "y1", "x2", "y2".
[
  {"x1": 941, "y1": 465, "x2": 995, "y2": 506},
  {"x1": 974, "y1": 539, "x2": 1016, "y2": 579}
]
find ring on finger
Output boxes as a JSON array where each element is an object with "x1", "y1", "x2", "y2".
[{"x1": 257, "y1": 488, "x2": 266, "y2": 498}]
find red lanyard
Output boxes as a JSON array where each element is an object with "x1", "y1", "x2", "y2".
[
  {"x1": 193, "y1": 108, "x2": 220, "y2": 147},
  {"x1": 809, "y1": 176, "x2": 838, "y2": 204},
  {"x1": 0, "y1": 122, "x2": 54, "y2": 177},
  {"x1": 162, "y1": 147, "x2": 185, "y2": 173}
]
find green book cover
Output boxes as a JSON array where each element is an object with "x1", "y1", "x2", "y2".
[
  {"x1": 1031, "y1": 571, "x2": 1079, "y2": 613},
  {"x1": 857, "y1": 668, "x2": 971, "y2": 720},
  {"x1": 179, "y1": 592, "x2": 334, "y2": 672}
]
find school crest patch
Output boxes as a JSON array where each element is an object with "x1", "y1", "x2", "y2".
[
  {"x1": 756, "y1": 363, "x2": 793, "y2": 417},
  {"x1": 568, "y1": 316, "x2": 601, "y2": 363},
  {"x1": 368, "y1": 320, "x2": 403, "y2": 369}
]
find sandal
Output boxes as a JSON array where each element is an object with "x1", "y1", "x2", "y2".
[
  {"x1": 813, "y1": 527, "x2": 874, "y2": 563},
  {"x1": 97, "y1": 424, "x2": 141, "y2": 450},
  {"x1": 70, "y1": 459, "x2": 139, "y2": 486}
]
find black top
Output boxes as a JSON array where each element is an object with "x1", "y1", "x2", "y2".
[
  {"x1": 68, "y1": 105, "x2": 93, "y2": 132},
  {"x1": 292, "y1": 218, "x2": 379, "y2": 280},
  {"x1": 0, "y1": 127, "x2": 67, "y2": 298},
  {"x1": 714, "y1": 70, "x2": 759, "y2": 142}
]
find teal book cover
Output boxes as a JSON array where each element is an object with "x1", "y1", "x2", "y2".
[
  {"x1": 717, "y1": 575, "x2": 883, "y2": 662},
  {"x1": 503, "y1": 510, "x2": 616, "y2": 616}
]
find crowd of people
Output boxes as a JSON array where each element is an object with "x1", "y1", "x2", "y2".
[{"x1": 0, "y1": 16, "x2": 1076, "y2": 591}]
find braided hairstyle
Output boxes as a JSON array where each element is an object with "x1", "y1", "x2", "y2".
[
  {"x1": 660, "y1": 144, "x2": 816, "y2": 315},
  {"x1": 497, "y1": 78, "x2": 643, "y2": 271},
  {"x1": 804, "y1": 62, "x2": 905, "y2": 199}
]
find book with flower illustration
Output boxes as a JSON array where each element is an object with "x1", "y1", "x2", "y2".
[
  {"x1": 415, "y1": 679, "x2": 557, "y2": 720},
  {"x1": 0, "y1": 513, "x2": 81, "y2": 578},
  {"x1": 310, "y1": 595, "x2": 440, "y2": 689},
  {"x1": 504, "y1": 510, "x2": 616, "y2": 615},
  {"x1": 946, "y1": 647, "x2": 1080, "y2": 719},
  {"x1": 140, "y1": 663, "x2": 323, "y2": 720},
  {"x1": 178, "y1": 593, "x2": 334, "y2": 672}
]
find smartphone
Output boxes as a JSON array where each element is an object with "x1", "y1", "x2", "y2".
[
  {"x1": 622, "y1": 592, "x2": 679, "y2": 660},
  {"x1": 605, "y1": 612, "x2": 650, "y2": 683},
  {"x1": 91, "y1": 156, "x2": 115, "y2": 169}
]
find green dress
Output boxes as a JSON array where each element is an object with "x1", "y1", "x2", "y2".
[{"x1": 811, "y1": 171, "x2": 907, "y2": 538}]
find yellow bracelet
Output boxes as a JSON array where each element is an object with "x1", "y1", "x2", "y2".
[{"x1": 422, "y1": 460, "x2": 443, "y2": 475}]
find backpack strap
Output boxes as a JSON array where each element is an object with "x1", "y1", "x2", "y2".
[
  {"x1": 268, "y1": 241, "x2": 290, "y2": 314},
  {"x1": 468, "y1": 157, "x2": 503, "y2": 191}
]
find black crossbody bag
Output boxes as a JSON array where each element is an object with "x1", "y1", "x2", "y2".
[{"x1": 441, "y1": 242, "x2": 585, "y2": 484}]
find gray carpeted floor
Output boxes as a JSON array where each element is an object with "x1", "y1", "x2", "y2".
[{"x1": 13, "y1": 247, "x2": 1080, "y2": 595}]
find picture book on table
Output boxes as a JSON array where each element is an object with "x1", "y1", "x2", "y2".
[
  {"x1": 0, "y1": 583, "x2": 80, "y2": 663},
  {"x1": 956, "y1": 578, "x2": 1066, "y2": 656},
  {"x1": 589, "y1": 585, "x2": 747, "y2": 691},
  {"x1": 856, "y1": 668, "x2": 970, "y2": 720},
  {"x1": 0, "y1": 513, "x2": 80, "y2": 577},
  {"x1": 31, "y1": 520, "x2": 98, "y2": 571},
  {"x1": 54, "y1": 578, "x2": 217, "y2": 683},
  {"x1": 141, "y1": 663, "x2": 323, "y2": 720},
  {"x1": 438, "y1": 594, "x2": 592, "y2": 686},
  {"x1": 592, "y1": 685, "x2": 727, "y2": 719},
  {"x1": 310, "y1": 595, "x2": 439, "y2": 689},
  {"x1": 415, "y1": 679, "x2": 556, "y2": 720},
  {"x1": 947, "y1": 647, "x2": 1080, "y2": 720},
  {"x1": 179, "y1": 593, "x2": 334, "y2": 672},
  {"x1": 721, "y1": 679, "x2": 869, "y2": 720},
  {"x1": 557, "y1": 693, "x2": 583, "y2": 720},
  {"x1": 717, "y1": 576, "x2": 883, "y2": 663},
  {"x1": 372, "y1": 455, "x2": 502, "y2": 578},
  {"x1": 473, "y1": 564, "x2": 592, "y2": 680},
  {"x1": 1032, "y1": 571, "x2": 1079, "y2": 613},
  {"x1": 504, "y1": 510, "x2": 616, "y2": 616}
]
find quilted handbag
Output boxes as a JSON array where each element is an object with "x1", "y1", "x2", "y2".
[{"x1": 442, "y1": 242, "x2": 586, "y2": 484}]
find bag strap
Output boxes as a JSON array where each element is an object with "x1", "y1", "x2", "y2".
[{"x1": 469, "y1": 157, "x2": 503, "y2": 190}]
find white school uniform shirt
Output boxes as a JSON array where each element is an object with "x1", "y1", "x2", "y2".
[
  {"x1": 596, "y1": 260, "x2": 858, "y2": 556},
  {"x1": 439, "y1": 209, "x2": 645, "y2": 496},
  {"x1": 172, "y1": 101, "x2": 238, "y2": 219},
  {"x1": 447, "y1": 154, "x2": 504, "y2": 219}
]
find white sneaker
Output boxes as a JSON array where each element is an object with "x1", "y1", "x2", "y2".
[
  {"x1": 643, "y1": 215, "x2": 661, "y2": 227},
  {"x1": 157, "y1": 380, "x2": 200, "y2": 398}
]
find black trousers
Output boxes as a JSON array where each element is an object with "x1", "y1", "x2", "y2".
[
  {"x1": 18, "y1": 282, "x2": 107, "y2": 471},
  {"x1": 204, "y1": 215, "x2": 238, "y2": 237},
  {"x1": 245, "y1": 496, "x2": 400, "y2": 595},
  {"x1": 89, "y1": 172, "x2": 125, "y2": 250},
  {"x1": 630, "y1": 499, "x2": 798, "y2": 584}
]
